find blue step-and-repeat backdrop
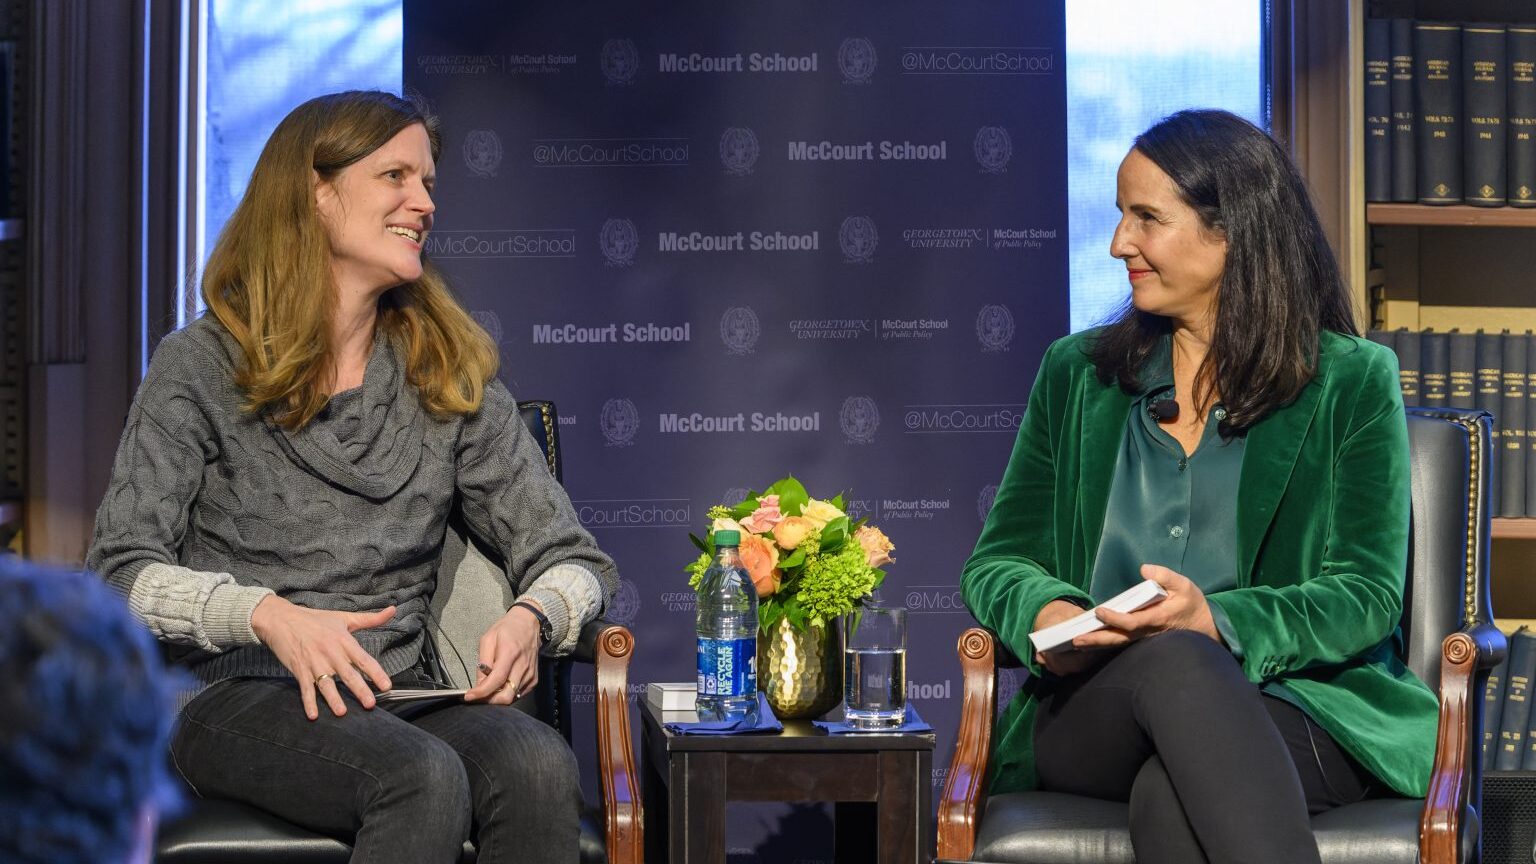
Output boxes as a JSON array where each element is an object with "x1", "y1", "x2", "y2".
[{"x1": 404, "y1": 2, "x2": 1067, "y2": 857}]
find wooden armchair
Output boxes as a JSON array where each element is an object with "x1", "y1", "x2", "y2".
[
  {"x1": 154, "y1": 400, "x2": 642, "y2": 864},
  {"x1": 936, "y1": 406, "x2": 1507, "y2": 864}
]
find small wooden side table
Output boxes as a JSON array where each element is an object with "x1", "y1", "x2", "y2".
[{"x1": 640, "y1": 699, "x2": 935, "y2": 863}]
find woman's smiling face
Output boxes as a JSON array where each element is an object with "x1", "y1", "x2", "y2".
[
  {"x1": 1110, "y1": 147, "x2": 1227, "y2": 328},
  {"x1": 316, "y1": 122, "x2": 437, "y2": 296}
]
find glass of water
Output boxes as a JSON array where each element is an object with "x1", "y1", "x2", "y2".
[{"x1": 843, "y1": 604, "x2": 907, "y2": 729}]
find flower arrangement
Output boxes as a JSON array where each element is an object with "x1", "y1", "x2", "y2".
[{"x1": 687, "y1": 476, "x2": 895, "y2": 632}]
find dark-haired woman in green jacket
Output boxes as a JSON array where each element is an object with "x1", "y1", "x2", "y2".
[{"x1": 962, "y1": 110, "x2": 1435, "y2": 864}]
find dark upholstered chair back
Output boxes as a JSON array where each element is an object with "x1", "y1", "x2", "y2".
[{"x1": 1401, "y1": 407, "x2": 1495, "y2": 691}]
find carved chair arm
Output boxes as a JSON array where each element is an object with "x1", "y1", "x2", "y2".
[
  {"x1": 937, "y1": 627, "x2": 1000, "y2": 861},
  {"x1": 1419, "y1": 623, "x2": 1505, "y2": 864},
  {"x1": 582, "y1": 620, "x2": 643, "y2": 864}
]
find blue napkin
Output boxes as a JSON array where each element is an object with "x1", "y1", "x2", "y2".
[
  {"x1": 812, "y1": 705, "x2": 933, "y2": 735},
  {"x1": 663, "y1": 693, "x2": 784, "y2": 735}
]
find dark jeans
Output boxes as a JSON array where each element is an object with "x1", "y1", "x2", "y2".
[
  {"x1": 1033, "y1": 631, "x2": 1384, "y2": 864},
  {"x1": 171, "y1": 671, "x2": 581, "y2": 864}
]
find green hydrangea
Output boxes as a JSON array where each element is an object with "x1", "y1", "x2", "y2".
[
  {"x1": 794, "y1": 544, "x2": 877, "y2": 627},
  {"x1": 685, "y1": 551, "x2": 711, "y2": 591}
]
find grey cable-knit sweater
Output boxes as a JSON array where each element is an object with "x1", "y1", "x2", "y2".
[{"x1": 87, "y1": 316, "x2": 615, "y2": 699}]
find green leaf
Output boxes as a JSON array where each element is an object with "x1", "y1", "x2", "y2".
[
  {"x1": 784, "y1": 597, "x2": 811, "y2": 632},
  {"x1": 689, "y1": 532, "x2": 710, "y2": 554},
  {"x1": 819, "y1": 516, "x2": 850, "y2": 551},
  {"x1": 759, "y1": 597, "x2": 786, "y2": 632},
  {"x1": 727, "y1": 498, "x2": 757, "y2": 520},
  {"x1": 779, "y1": 547, "x2": 807, "y2": 570},
  {"x1": 774, "y1": 475, "x2": 810, "y2": 518},
  {"x1": 870, "y1": 568, "x2": 886, "y2": 591},
  {"x1": 831, "y1": 493, "x2": 846, "y2": 510}
]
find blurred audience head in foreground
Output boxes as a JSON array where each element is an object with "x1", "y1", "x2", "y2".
[{"x1": 0, "y1": 555, "x2": 183, "y2": 864}]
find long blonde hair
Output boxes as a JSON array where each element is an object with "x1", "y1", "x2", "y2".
[{"x1": 201, "y1": 90, "x2": 497, "y2": 430}]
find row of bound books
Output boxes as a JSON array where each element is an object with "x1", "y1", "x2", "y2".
[
  {"x1": 1366, "y1": 328, "x2": 1536, "y2": 517},
  {"x1": 1483, "y1": 627, "x2": 1536, "y2": 771},
  {"x1": 1365, "y1": 19, "x2": 1536, "y2": 206}
]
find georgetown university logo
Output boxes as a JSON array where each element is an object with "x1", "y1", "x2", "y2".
[
  {"x1": 839, "y1": 216, "x2": 878, "y2": 264},
  {"x1": 462, "y1": 129, "x2": 503, "y2": 178},
  {"x1": 719, "y1": 127, "x2": 760, "y2": 176},
  {"x1": 840, "y1": 396, "x2": 880, "y2": 444},
  {"x1": 470, "y1": 310, "x2": 504, "y2": 347},
  {"x1": 600, "y1": 398, "x2": 640, "y2": 447},
  {"x1": 607, "y1": 579, "x2": 641, "y2": 627},
  {"x1": 599, "y1": 218, "x2": 639, "y2": 267},
  {"x1": 973, "y1": 126, "x2": 1013, "y2": 174},
  {"x1": 601, "y1": 38, "x2": 639, "y2": 85},
  {"x1": 719, "y1": 306, "x2": 761, "y2": 356},
  {"x1": 977, "y1": 483, "x2": 999, "y2": 524},
  {"x1": 975, "y1": 304, "x2": 1015, "y2": 353},
  {"x1": 837, "y1": 37, "x2": 877, "y2": 84}
]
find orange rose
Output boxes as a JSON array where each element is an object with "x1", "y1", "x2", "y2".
[
  {"x1": 854, "y1": 525, "x2": 895, "y2": 568},
  {"x1": 738, "y1": 532, "x2": 782, "y2": 597},
  {"x1": 771, "y1": 516, "x2": 817, "y2": 550}
]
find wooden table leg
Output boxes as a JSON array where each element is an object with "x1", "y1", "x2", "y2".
[
  {"x1": 675, "y1": 752, "x2": 727, "y2": 863},
  {"x1": 875, "y1": 749, "x2": 923, "y2": 864},
  {"x1": 642, "y1": 731, "x2": 670, "y2": 864}
]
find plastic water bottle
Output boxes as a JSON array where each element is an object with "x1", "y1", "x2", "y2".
[{"x1": 696, "y1": 529, "x2": 759, "y2": 721}]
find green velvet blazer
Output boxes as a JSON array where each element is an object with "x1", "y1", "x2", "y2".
[{"x1": 961, "y1": 328, "x2": 1438, "y2": 798}]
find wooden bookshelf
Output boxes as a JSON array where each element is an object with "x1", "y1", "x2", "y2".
[
  {"x1": 1367, "y1": 204, "x2": 1536, "y2": 228},
  {"x1": 1493, "y1": 519, "x2": 1536, "y2": 541}
]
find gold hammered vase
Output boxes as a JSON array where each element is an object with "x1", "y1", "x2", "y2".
[{"x1": 758, "y1": 616, "x2": 842, "y2": 719}]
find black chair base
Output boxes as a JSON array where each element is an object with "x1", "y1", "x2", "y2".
[
  {"x1": 951, "y1": 793, "x2": 1436, "y2": 864},
  {"x1": 156, "y1": 797, "x2": 608, "y2": 864}
]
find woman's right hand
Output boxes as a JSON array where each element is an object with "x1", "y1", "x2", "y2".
[
  {"x1": 250, "y1": 595, "x2": 396, "y2": 721},
  {"x1": 1031, "y1": 599, "x2": 1100, "y2": 677}
]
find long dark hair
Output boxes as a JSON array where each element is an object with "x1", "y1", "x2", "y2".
[{"x1": 1088, "y1": 109, "x2": 1357, "y2": 431}]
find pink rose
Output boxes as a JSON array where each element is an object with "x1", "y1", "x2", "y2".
[
  {"x1": 854, "y1": 525, "x2": 896, "y2": 568},
  {"x1": 739, "y1": 494, "x2": 784, "y2": 534},
  {"x1": 771, "y1": 516, "x2": 817, "y2": 550},
  {"x1": 738, "y1": 532, "x2": 782, "y2": 597}
]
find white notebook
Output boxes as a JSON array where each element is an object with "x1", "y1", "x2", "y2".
[{"x1": 1028, "y1": 580, "x2": 1169, "y2": 654}]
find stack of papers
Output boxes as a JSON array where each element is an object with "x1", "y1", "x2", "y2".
[{"x1": 1028, "y1": 580, "x2": 1168, "y2": 654}]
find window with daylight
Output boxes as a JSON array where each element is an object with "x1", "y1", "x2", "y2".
[
  {"x1": 182, "y1": 0, "x2": 402, "y2": 326},
  {"x1": 1065, "y1": 0, "x2": 1266, "y2": 333}
]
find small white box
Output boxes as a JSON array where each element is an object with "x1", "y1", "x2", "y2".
[{"x1": 646, "y1": 682, "x2": 697, "y2": 712}]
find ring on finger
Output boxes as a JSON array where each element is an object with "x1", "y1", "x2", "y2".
[{"x1": 314, "y1": 672, "x2": 334, "y2": 685}]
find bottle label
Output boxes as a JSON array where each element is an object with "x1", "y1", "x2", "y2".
[{"x1": 696, "y1": 636, "x2": 757, "y2": 698}]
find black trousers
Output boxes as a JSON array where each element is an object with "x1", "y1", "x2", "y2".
[{"x1": 1033, "y1": 630, "x2": 1384, "y2": 864}]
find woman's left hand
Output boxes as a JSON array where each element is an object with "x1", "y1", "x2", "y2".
[
  {"x1": 1072, "y1": 564, "x2": 1222, "y2": 648},
  {"x1": 464, "y1": 604, "x2": 543, "y2": 704}
]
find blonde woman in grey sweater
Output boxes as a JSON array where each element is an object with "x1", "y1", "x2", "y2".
[{"x1": 87, "y1": 91, "x2": 615, "y2": 864}]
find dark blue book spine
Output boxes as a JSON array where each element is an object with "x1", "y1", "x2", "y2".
[
  {"x1": 1448, "y1": 329, "x2": 1477, "y2": 409},
  {"x1": 1391, "y1": 19, "x2": 1418, "y2": 201},
  {"x1": 1367, "y1": 19, "x2": 1393, "y2": 202},
  {"x1": 1510, "y1": 27, "x2": 1536, "y2": 206},
  {"x1": 1416, "y1": 22, "x2": 1463, "y2": 203},
  {"x1": 1486, "y1": 634, "x2": 1514, "y2": 770},
  {"x1": 1527, "y1": 332, "x2": 1536, "y2": 516},
  {"x1": 1477, "y1": 330, "x2": 1503, "y2": 511},
  {"x1": 1395, "y1": 327, "x2": 1422, "y2": 405},
  {"x1": 1495, "y1": 629, "x2": 1536, "y2": 770},
  {"x1": 1463, "y1": 25, "x2": 1507, "y2": 205},
  {"x1": 1421, "y1": 329, "x2": 1449, "y2": 409},
  {"x1": 1502, "y1": 331, "x2": 1529, "y2": 518}
]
